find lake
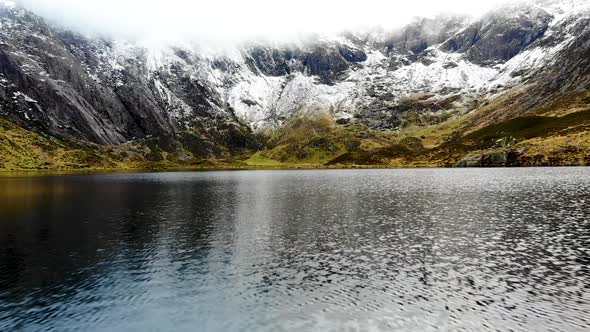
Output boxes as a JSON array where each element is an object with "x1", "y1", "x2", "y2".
[{"x1": 0, "y1": 168, "x2": 589, "y2": 331}]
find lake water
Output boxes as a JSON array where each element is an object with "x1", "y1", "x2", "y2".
[{"x1": 0, "y1": 168, "x2": 589, "y2": 331}]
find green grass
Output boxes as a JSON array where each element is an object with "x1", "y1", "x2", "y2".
[
  {"x1": 465, "y1": 110, "x2": 590, "y2": 148},
  {"x1": 0, "y1": 117, "x2": 117, "y2": 171},
  {"x1": 244, "y1": 151, "x2": 289, "y2": 166},
  {"x1": 0, "y1": 117, "x2": 232, "y2": 172},
  {"x1": 3, "y1": 99, "x2": 590, "y2": 172},
  {"x1": 246, "y1": 112, "x2": 355, "y2": 166}
]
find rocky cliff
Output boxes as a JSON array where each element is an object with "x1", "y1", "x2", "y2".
[{"x1": 0, "y1": 0, "x2": 589, "y2": 169}]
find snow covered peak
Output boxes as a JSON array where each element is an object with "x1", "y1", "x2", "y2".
[
  {"x1": 0, "y1": 0, "x2": 588, "y2": 143},
  {"x1": 533, "y1": 0, "x2": 590, "y2": 14}
]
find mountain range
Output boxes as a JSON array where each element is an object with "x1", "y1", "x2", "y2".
[{"x1": 1, "y1": 0, "x2": 589, "y2": 170}]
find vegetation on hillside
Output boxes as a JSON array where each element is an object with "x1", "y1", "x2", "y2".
[
  {"x1": 246, "y1": 89, "x2": 590, "y2": 168},
  {"x1": 2, "y1": 88, "x2": 590, "y2": 172},
  {"x1": 0, "y1": 117, "x2": 247, "y2": 172},
  {"x1": 0, "y1": 117, "x2": 115, "y2": 171}
]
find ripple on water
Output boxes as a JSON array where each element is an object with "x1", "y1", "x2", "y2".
[{"x1": 0, "y1": 168, "x2": 589, "y2": 331}]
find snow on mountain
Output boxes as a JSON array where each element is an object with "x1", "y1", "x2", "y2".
[
  {"x1": 0, "y1": 0, "x2": 14, "y2": 9},
  {"x1": 0, "y1": 0, "x2": 588, "y2": 146}
]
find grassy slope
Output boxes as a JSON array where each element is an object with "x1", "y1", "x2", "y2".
[
  {"x1": 3, "y1": 86, "x2": 590, "y2": 172},
  {"x1": 0, "y1": 117, "x2": 244, "y2": 172},
  {"x1": 244, "y1": 112, "x2": 409, "y2": 167},
  {"x1": 0, "y1": 117, "x2": 117, "y2": 170},
  {"x1": 246, "y1": 88, "x2": 590, "y2": 168}
]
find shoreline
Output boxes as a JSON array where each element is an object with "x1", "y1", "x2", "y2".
[
  {"x1": 0, "y1": 164, "x2": 421, "y2": 177},
  {"x1": 1, "y1": 163, "x2": 589, "y2": 178}
]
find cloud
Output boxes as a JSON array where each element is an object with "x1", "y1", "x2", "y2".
[{"x1": 16, "y1": 0, "x2": 521, "y2": 45}]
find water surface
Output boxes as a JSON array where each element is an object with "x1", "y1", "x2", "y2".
[{"x1": 0, "y1": 168, "x2": 589, "y2": 331}]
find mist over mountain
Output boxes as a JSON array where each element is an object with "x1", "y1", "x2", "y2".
[
  {"x1": 0, "y1": 0, "x2": 589, "y2": 170},
  {"x1": 14, "y1": 0, "x2": 524, "y2": 45}
]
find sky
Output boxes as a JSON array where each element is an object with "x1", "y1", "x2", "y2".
[{"x1": 14, "y1": 0, "x2": 521, "y2": 45}]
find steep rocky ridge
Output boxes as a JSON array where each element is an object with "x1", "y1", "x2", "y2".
[{"x1": 1, "y1": 0, "x2": 589, "y2": 169}]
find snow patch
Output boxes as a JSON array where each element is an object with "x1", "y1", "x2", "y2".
[{"x1": 12, "y1": 91, "x2": 38, "y2": 103}]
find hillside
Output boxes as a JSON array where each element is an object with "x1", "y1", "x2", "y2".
[{"x1": 1, "y1": 0, "x2": 590, "y2": 170}]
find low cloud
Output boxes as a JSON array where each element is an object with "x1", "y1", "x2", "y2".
[{"x1": 16, "y1": 0, "x2": 522, "y2": 45}]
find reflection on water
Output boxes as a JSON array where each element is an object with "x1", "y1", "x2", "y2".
[{"x1": 0, "y1": 169, "x2": 589, "y2": 331}]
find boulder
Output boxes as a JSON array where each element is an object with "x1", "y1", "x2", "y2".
[{"x1": 456, "y1": 150, "x2": 520, "y2": 167}]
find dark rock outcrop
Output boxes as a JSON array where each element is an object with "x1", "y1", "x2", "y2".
[
  {"x1": 456, "y1": 150, "x2": 520, "y2": 167},
  {"x1": 382, "y1": 16, "x2": 468, "y2": 55},
  {"x1": 0, "y1": 3, "x2": 256, "y2": 158},
  {"x1": 245, "y1": 41, "x2": 367, "y2": 84},
  {"x1": 442, "y1": 5, "x2": 553, "y2": 65}
]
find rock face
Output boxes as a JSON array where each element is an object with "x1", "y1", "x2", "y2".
[
  {"x1": 0, "y1": 2, "x2": 256, "y2": 158},
  {"x1": 442, "y1": 5, "x2": 553, "y2": 65},
  {"x1": 382, "y1": 16, "x2": 469, "y2": 55},
  {"x1": 456, "y1": 151, "x2": 520, "y2": 167},
  {"x1": 0, "y1": 0, "x2": 589, "y2": 158},
  {"x1": 244, "y1": 41, "x2": 357, "y2": 84}
]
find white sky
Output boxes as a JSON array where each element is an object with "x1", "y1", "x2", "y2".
[{"x1": 16, "y1": 0, "x2": 522, "y2": 44}]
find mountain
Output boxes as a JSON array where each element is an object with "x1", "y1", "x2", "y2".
[{"x1": 0, "y1": 0, "x2": 589, "y2": 170}]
